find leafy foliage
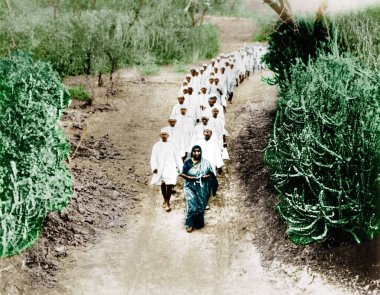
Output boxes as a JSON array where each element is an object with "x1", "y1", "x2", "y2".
[
  {"x1": 0, "y1": 51, "x2": 73, "y2": 256},
  {"x1": 334, "y1": 6, "x2": 380, "y2": 70},
  {"x1": 0, "y1": 0, "x2": 220, "y2": 77},
  {"x1": 265, "y1": 54, "x2": 380, "y2": 245},
  {"x1": 262, "y1": 18, "x2": 331, "y2": 87},
  {"x1": 68, "y1": 84, "x2": 90, "y2": 101}
]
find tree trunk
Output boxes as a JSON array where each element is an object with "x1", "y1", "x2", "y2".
[
  {"x1": 263, "y1": 0, "x2": 294, "y2": 25},
  {"x1": 98, "y1": 73, "x2": 103, "y2": 87},
  {"x1": 85, "y1": 52, "x2": 91, "y2": 76}
]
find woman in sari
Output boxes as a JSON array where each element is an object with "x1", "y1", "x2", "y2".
[{"x1": 181, "y1": 145, "x2": 217, "y2": 233}]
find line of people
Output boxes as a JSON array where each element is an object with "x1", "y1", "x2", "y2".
[{"x1": 150, "y1": 44, "x2": 267, "y2": 233}]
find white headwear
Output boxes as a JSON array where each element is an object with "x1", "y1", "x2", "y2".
[{"x1": 161, "y1": 127, "x2": 169, "y2": 134}]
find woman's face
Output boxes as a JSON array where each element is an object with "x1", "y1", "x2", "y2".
[{"x1": 193, "y1": 149, "x2": 201, "y2": 160}]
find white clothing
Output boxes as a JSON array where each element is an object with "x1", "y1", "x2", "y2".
[
  {"x1": 194, "y1": 138, "x2": 224, "y2": 174},
  {"x1": 188, "y1": 123, "x2": 218, "y2": 152},
  {"x1": 166, "y1": 125, "x2": 186, "y2": 158},
  {"x1": 150, "y1": 141, "x2": 183, "y2": 185},
  {"x1": 175, "y1": 114, "x2": 194, "y2": 154},
  {"x1": 209, "y1": 116, "x2": 228, "y2": 150},
  {"x1": 171, "y1": 102, "x2": 188, "y2": 118}
]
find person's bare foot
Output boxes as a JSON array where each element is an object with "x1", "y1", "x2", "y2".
[
  {"x1": 186, "y1": 227, "x2": 193, "y2": 233},
  {"x1": 165, "y1": 202, "x2": 171, "y2": 212}
]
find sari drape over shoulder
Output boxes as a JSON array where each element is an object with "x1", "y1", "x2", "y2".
[{"x1": 182, "y1": 157, "x2": 217, "y2": 229}]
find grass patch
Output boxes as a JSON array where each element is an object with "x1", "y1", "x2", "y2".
[{"x1": 68, "y1": 85, "x2": 91, "y2": 101}]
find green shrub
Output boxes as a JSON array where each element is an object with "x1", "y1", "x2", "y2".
[
  {"x1": 265, "y1": 54, "x2": 380, "y2": 245},
  {"x1": 0, "y1": 51, "x2": 73, "y2": 256},
  {"x1": 262, "y1": 18, "x2": 331, "y2": 87},
  {"x1": 68, "y1": 85, "x2": 91, "y2": 101},
  {"x1": 335, "y1": 6, "x2": 380, "y2": 70}
]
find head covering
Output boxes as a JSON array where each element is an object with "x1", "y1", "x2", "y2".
[
  {"x1": 190, "y1": 145, "x2": 202, "y2": 159},
  {"x1": 160, "y1": 127, "x2": 169, "y2": 134},
  {"x1": 185, "y1": 74, "x2": 191, "y2": 78},
  {"x1": 182, "y1": 145, "x2": 203, "y2": 174},
  {"x1": 180, "y1": 105, "x2": 187, "y2": 109},
  {"x1": 169, "y1": 115, "x2": 176, "y2": 120}
]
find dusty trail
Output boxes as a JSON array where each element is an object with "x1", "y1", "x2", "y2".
[{"x1": 0, "y1": 11, "x2": 357, "y2": 295}]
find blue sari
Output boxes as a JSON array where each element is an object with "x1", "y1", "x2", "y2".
[{"x1": 182, "y1": 146, "x2": 217, "y2": 229}]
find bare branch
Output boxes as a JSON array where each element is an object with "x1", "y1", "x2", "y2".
[
  {"x1": 263, "y1": 0, "x2": 294, "y2": 24},
  {"x1": 128, "y1": 0, "x2": 144, "y2": 29}
]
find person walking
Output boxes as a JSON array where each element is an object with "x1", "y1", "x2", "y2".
[
  {"x1": 150, "y1": 128, "x2": 183, "y2": 212},
  {"x1": 181, "y1": 145, "x2": 217, "y2": 233}
]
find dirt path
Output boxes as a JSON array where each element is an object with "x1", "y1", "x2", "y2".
[{"x1": 0, "y1": 11, "x2": 367, "y2": 295}]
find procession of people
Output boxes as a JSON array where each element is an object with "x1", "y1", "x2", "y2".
[{"x1": 150, "y1": 44, "x2": 267, "y2": 233}]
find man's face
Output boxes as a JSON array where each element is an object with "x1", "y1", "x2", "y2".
[
  {"x1": 191, "y1": 69, "x2": 196, "y2": 76},
  {"x1": 201, "y1": 87, "x2": 207, "y2": 94},
  {"x1": 186, "y1": 77, "x2": 191, "y2": 82},
  {"x1": 209, "y1": 79, "x2": 214, "y2": 84},
  {"x1": 208, "y1": 98, "x2": 215, "y2": 106},
  {"x1": 221, "y1": 68, "x2": 225, "y2": 74},
  {"x1": 201, "y1": 117, "x2": 209, "y2": 125},
  {"x1": 193, "y1": 148, "x2": 201, "y2": 160},
  {"x1": 215, "y1": 79, "x2": 219, "y2": 85},
  {"x1": 168, "y1": 119, "x2": 176, "y2": 127},
  {"x1": 187, "y1": 87, "x2": 193, "y2": 95},
  {"x1": 214, "y1": 67, "x2": 218, "y2": 73},
  {"x1": 204, "y1": 130, "x2": 212, "y2": 140},
  {"x1": 200, "y1": 69, "x2": 204, "y2": 74},
  {"x1": 180, "y1": 108, "x2": 187, "y2": 115},
  {"x1": 178, "y1": 97, "x2": 185, "y2": 104},
  {"x1": 183, "y1": 89, "x2": 188, "y2": 95},
  {"x1": 212, "y1": 108, "x2": 219, "y2": 118},
  {"x1": 160, "y1": 133, "x2": 169, "y2": 142}
]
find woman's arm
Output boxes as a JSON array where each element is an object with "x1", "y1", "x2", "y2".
[{"x1": 180, "y1": 173, "x2": 197, "y2": 180}]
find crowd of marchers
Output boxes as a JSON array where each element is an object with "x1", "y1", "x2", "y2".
[{"x1": 150, "y1": 44, "x2": 267, "y2": 233}]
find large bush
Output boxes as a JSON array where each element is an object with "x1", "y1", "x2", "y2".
[
  {"x1": 265, "y1": 54, "x2": 380, "y2": 245},
  {"x1": 262, "y1": 18, "x2": 331, "y2": 86},
  {"x1": 0, "y1": 51, "x2": 73, "y2": 256},
  {"x1": 335, "y1": 6, "x2": 380, "y2": 70}
]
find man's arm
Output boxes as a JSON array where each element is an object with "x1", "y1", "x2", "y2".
[{"x1": 150, "y1": 144, "x2": 158, "y2": 173}]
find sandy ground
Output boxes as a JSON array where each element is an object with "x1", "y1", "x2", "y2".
[{"x1": 0, "y1": 7, "x2": 378, "y2": 295}]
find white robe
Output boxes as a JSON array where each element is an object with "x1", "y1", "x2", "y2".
[
  {"x1": 166, "y1": 125, "x2": 186, "y2": 158},
  {"x1": 175, "y1": 114, "x2": 194, "y2": 154},
  {"x1": 209, "y1": 116, "x2": 228, "y2": 151},
  {"x1": 171, "y1": 102, "x2": 188, "y2": 118},
  {"x1": 186, "y1": 93, "x2": 200, "y2": 124},
  {"x1": 150, "y1": 141, "x2": 183, "y2": 185},
  {"x1": 194, "y1": 138, "x2": 224, "y2": 174},
  {"x1": 202, "y1": 104, "x2": 225, "y2": 125},
  {"x1": 188, "y1": 123, "x2": 218, "y2": 152}
]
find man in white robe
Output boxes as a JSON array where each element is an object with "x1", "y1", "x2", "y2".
[
  {"x1": 189, "y1": 116, "x2": 218, "y2": 152},
  {"x1": 150, "y1": 128, "x2": 183, "y2": 212},
  {"x1": 198, "y1": 85, "x2": 209, "y2": 111},
  {"x1": 186, "y1": 86, "x2": 200, "y2": 124},
  {"x1": 202, "y1": 95, "x2": 225, "y2": 125},
  {"x1": 171, "y1": 95, "x2": 188, "y2": 118},
  {"x1": 175, "y1": 106, "x2": 194, "y2": 161},
  {"x1": 209, "y1": 108, "x2": 228, "y2": 152},
  {"x1": 166, "y1": 117, "x2": 185, "y2": 158},
  {"x1": 194, "y1": 128, "x2": 223, "y2": 176}
]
